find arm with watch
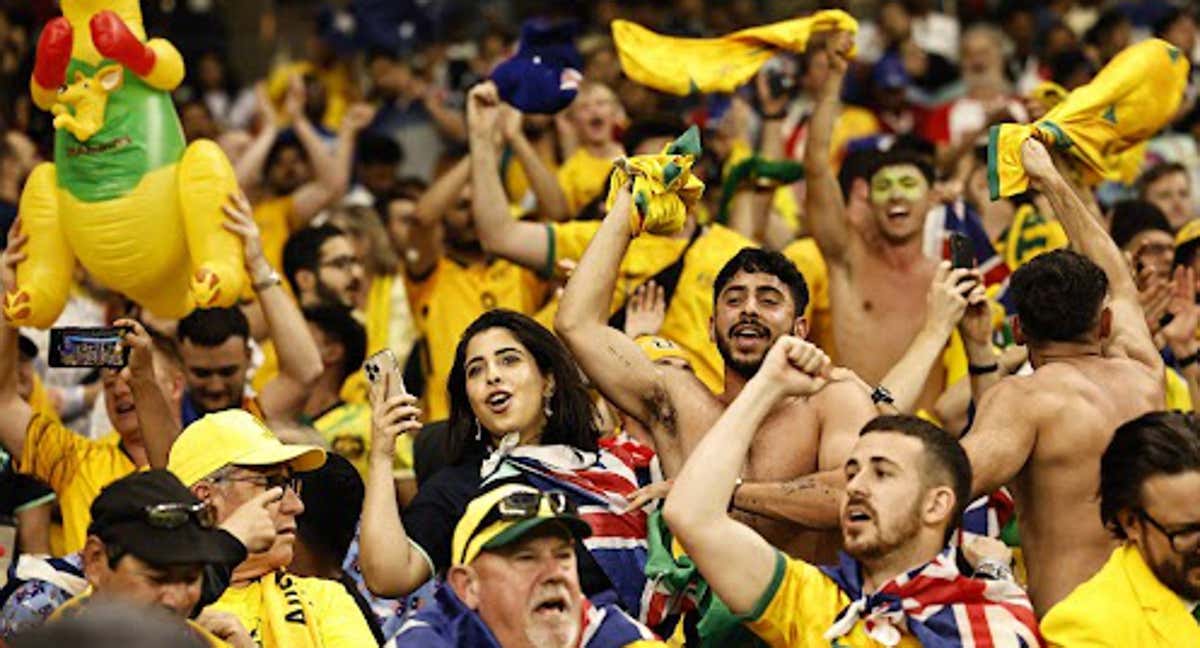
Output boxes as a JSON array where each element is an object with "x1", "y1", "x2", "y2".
[{"x1": 223, "y1": 192, "x2": 323, "y2": 421}]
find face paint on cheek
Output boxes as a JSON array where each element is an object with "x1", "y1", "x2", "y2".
[{"x1": 871, "y1": 169, "x2": 927, "y2": 205}]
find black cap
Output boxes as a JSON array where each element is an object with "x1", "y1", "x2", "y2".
[{"x1": 88, "y1": 470, "x2": 241, "y2": 567}]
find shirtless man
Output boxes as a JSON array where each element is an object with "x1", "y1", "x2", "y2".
[
  {"x1": 556, "y1": 188, "x2": 876, "y2": 562},
  {"x1": 805, "y1": 35, "x2": 945, "y2": 412},
  {"x1": 962, "y1": 139, "x2": 1164, "y2": 616}
]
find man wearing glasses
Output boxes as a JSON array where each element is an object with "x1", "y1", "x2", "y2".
[
  {"x1": 389, "y1": 483, "x2": 663, "y2": 648},
  {"x1": 168, "y1": 408, "x2": 376, "y2": 648},
  {"x1": 61, "y1": 469, "x2": 254, "y2": 647},
  {"x1": 1041, "y1": 411, "x2": 1200, "y2": 646}
]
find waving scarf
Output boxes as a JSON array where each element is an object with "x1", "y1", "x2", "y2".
[
  {"x1": 988, "y1": 39, "x2": 1190, "y2": 199},
  {"x1": 819, "y1": 550, "x2": 1041, "y2": 647},
  {"x1": 612, "y1": 10, "x2": 857, "y2": 96},
  {"x1": 605, "y1": 127, "x2": 705, "y2": 237}
]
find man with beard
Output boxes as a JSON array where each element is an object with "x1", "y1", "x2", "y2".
[
  {"x1": 282, "y1": 224, "x2": 364, "y2": 309},
  {"x1": 805, "y1": 33, "x2": 959, "y2": 414},
  {"x1": 557, "y1": 181, "x2": 874, "y2": 561},
  {"x1": 962, "y1": 140, "x2": 1164, "y2": 616},
  {"x1": 1041, "y1": 412, "x2": 1200, "y2": 646},
  {"x1": 175, "y1": 194, "x2": 323, "y2": 427},
  {"x1": 664, "y1": 339, "x2": 1040, "y2": 646},
  {"x1": 389, "y1": 484, "x2": 663, "y2": 648}
]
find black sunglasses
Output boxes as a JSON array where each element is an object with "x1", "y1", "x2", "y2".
[
  {"x1": 1139, "y1": 509, "x2": 1200, "y2": 553},
  {"x1": 459, "y1": 490, "x2": 575, "y2": 563},
  {"x1": 115, "y1": 501, "x2": 216, "y2": 531}
]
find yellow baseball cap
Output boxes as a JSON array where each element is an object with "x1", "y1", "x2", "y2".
[
  {"x1": 168, "y1": 409, "x2": 326, "y2": 487},
  {"x1": 451, "y1": 483, "x2": 591, "y2": 567}
]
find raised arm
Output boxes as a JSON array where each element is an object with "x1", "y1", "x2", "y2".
[
  {"x1": 1020, "y1": 139, "x2": 1162, "y2": 372},
  {"x1": 554, "y1": 187, "x2": 673, "y2": 431},
  {"x1": 360, "y1": 380, "x2": 430, "y2": 596},
  {"x1": 0, "y1": 225, "x2": 32, "y2": 459},
  {"x1": 234, "y1": 84, "x2": 280, "y2": 191},
  {"x1": 500, "y1": 105, "x2": 570, "y2": 222},
  {"x1": 664, "y1": 337, "x2": 830, "y2": 614},
  {"x1": 802, "y1": 33, "x2": 855, "y2": 264},
  {"x1": 223, "y1": 193, "x2": 322, "y2": 421},
  {"x1": 286, "y1": 82, "x2": 355, "y2": 229},
  {"x1": 118, "y1": 319, "x2": 179, "y2": 469},
  {"x1": 469, "y1": 84, "x2": 555, "y2": 269}
]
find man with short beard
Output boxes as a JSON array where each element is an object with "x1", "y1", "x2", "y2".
[
  {"x1": 1041, "y1": 412, "x2": 1200, "y2": 646},
  {"x1": 282, "y1": 224, "x2": 364, "y2": 309},
  {"x1": 388, "y1": 484, "x2": 663, "y2": 648},
  {"x1": 557, "y1": 186, "x2": 875, "y2": 563},
  {"x1": 664, "y1": 339, "x2": 1040, "y2": 646}
]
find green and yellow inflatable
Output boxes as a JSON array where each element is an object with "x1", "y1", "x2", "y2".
[{"x1": 7, "y1": 0, "x2": 246, "y2": 327}]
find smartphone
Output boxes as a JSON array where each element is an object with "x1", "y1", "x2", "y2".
[
  {"x1": 48, "y1": 327, "x2": 131, "y2": 368},
  {"x1": 762, "y1": 56, "x2": 796, "y2": 100},
  {"x1": 949, "y1": 232, "x2": 976, "y2": 270},
  {"x1": 364, "y1": 349, "x2": 407, "y2": 399}
]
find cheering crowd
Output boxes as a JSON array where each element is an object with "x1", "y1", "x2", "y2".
[{"x1": 1, "y1": 0, "x2": 1200, "y2": 646}]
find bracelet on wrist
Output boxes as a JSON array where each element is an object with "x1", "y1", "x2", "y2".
[
  {"x1": 761, "y1": 110, "x2": 786, "y2": 120},
  {"x1": 1178, "y1": 349, "x2": 1200, "y2": 369},
  {"x1": 968, "y1": 362, "x2": 1000, "y2": 375},
  {"x1": 252, "y1": 269, "x2": 282, "y2": 292}
]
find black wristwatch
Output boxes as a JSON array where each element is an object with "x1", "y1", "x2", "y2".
[
  {"x1": 968, "y1": 362, "x2": 999, "y2": 375},
  {"x1": 1179, "y1": 350, "x2": 1200, "y2": 369},
  {"x1": 871, "y1": 385, "x2": 895, "y2": 406}
]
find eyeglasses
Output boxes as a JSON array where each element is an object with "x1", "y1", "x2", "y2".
[
  {"x1": 1139, "y1": 510, "x2": 1200, "y2": 553},
  {"x1": 213, "y1": 472, "x2": 302, "y2": 496},
  {"x1": 319, "y1": 255, "x2": 362, "y2": 271},
  {"x1": 115, "y1": 501, "x2": 217, "y2": 530}
]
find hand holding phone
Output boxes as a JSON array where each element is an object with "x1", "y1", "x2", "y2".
[
  {"x1": 48, "y1": 326, "x2": 132, "y2": 368},
  {"x1": 364, "y1": 349, "x2": 407, "y2": 401}
]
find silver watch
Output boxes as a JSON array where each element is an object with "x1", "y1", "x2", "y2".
[{"x1": 972, "y1": 558, "x2": 1014, "y2": 581}]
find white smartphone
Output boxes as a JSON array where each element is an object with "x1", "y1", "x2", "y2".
[{"x1": 364, "y1": 349, "x2": 407, "y2": 399}]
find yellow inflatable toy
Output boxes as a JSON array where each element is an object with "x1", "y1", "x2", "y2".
[{"x1": 6, "y1": 0, "x2": 246, "y2": 328}]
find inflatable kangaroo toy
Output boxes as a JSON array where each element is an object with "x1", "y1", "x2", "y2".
[{"x1": 6, "y1": 0, "x2": 247, "y2": 327}]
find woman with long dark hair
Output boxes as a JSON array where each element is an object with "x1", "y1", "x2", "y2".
[{"x1": 359, "y1": 310, "x2": 649, "y2": 614}]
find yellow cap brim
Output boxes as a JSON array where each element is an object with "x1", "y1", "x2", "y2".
[{"x1": 232, "y1": 444, "x2": 326, "y2": 474}]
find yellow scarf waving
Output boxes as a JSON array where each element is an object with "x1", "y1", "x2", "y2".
[
  {"x1": 605, "y1": 126, "x2": 705, "y2": 236},
  {"x1": 988, "y1": 39, "x2": 1190, "y2": 199},
  {"x1": 611, "y1": 10, "x2": 858, "y2": 96}
]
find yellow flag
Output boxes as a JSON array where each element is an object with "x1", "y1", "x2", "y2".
[
  {"x1": 988, "y1": 39, "x2": 1190, "y2": 199},
  {"x1": 611, "y1": 10, "x2": 858, "y2": 96}
]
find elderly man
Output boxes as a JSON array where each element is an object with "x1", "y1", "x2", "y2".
[
  {"x1": 664, "y1": 337, "x2": 1041, "y2": 646},
  {"x1": 1041, "y1": 412, "x2": 1200, "y2": 646},
  {"x1": 389, "y1": 483, "x2": 663, "y2": 648},
  {"x1": 52, "y1": 470, "x2": 255, "y2": 647},
  {"x1": 167, "y1": 409, "x2": 375, "y2": 648}
]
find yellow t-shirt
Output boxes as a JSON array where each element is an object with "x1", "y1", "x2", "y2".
[
  {"x1": 994, "y1": 204, "x2": 1069, "y2": 271},
  {"x1": 557, "y1": 148, "x2": 616, "y2": 216},
  {"x1": 17, "y1": 416, "x2": 139, "y2": 554},
  {"x1": 503, "y1": 147, "x2": 560, "y2": 215},
  {"x1": 310, "y1": 401, "x2": 414, "y2": 481},
  {"x1": 781, "y1": 237, "x2": 832, "y2": 353},
  {"x1": 549, "y1": 222, "x2": 754, "y2": 391},
  {"x1": 1165, "y1": 367, "x2": 1193, "y2": 412},
  {"x1": 341, "y1": 273, "x2": 420, "y2": 405},
  {"x1": 253, "y1": 196, "x2": 297, "y2": 276},
  {"x1": 408, "y1": 257, "x2": 547, "y2": 421},
  {"x1": 743, "y1": 552, "x2": 921, "y2": 647},
  {"x1": 206, "y1": 571, "x2": 375, "y2": 648}
]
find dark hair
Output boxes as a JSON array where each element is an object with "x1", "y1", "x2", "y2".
[
  {"x1": 864, "y1": 147, "x2": 936, "y2": 188},
  {"x1": 146, "y1": 326, "x2": 185, "y2": 374},
  {"x1": 1100, "y1": 411, "x2": 1200, "y2": 539},
  {"x1": 264, "y1": 134, "x2": 306, "y2": 180},
  {"x1": 177, "y1": 307, "x2": 250, "y2": 348},
  {"x1": 1011, "y1": 249, "x2": 1108, "y2": 344},
  {"x1": 713, "y1": 247, "x2": 810, "y2": 317},
  {"x1": 1049, "y1": 49, "x2": 1097, "y2": 87},
  {"x1": 1136, "y1": 161, "x2": 1189, "y2": 198},
  {"x1": 296, "y1": 453, "x2": 364, "y2": 564},
  {"x1": 357, "y1": 133, "x2": 404, "y2": 167},
  {"x1": 860, "y1": 415, "x2": 973, "y2": 540},
  {"x1": 1109, "y1": 200, "x2": 1171, "y2": 250},
  {"x1": 838, "y1": 149, "x2": 876, "y2": 202},
  {"x1": 622, "y1": 117, "x2": 685, "y2": 155},
  {"x1": 303, "y1": 305, "x2": 367, "y2": 383},
  {"x1": 1085, "y1": 8, "x2": 1131, "y2": 48},
  {"x1": 1154, "y1": 6, "x2": 1194, "y2": 39},
  {"x1": 445, "y1": 310, "x2": 599, "y2": 465},
  {"x1": 283, "y1": 224, "x2": 347, "y2": 294}
]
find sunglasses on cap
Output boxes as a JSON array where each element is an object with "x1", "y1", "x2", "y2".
[
  {"x1": 113, "y1": 501, "x2": 217, "y2": 531},
  {"x1": 459, "y1": 490, "x2": 575, "y2": 561}
]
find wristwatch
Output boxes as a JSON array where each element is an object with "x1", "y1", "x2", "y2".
[
  {"x1": 252, "y1": 269, "x2": 282, "y2": 292},
  {"x1": 972, "y1": 558, "x2": 1014, "y2": 581},
  {"x1": 871, "y1": 385, "x2": 895, "y2": 406}
]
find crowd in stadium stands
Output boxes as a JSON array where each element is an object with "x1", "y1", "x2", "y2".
[{"x1": 0, "y1": 0, "x2": 1198, "y2": 645}]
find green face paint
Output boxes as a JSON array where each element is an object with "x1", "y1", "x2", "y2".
[{"x1": 870, "y1": 166, "x2": 928, "y2": 205}]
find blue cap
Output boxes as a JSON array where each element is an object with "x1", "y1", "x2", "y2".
[
  {"x1": 872, "y1": 54, "x2": 910, "y2": 90},
  {"x1": 491, "y1": 19, "x2": 583, "y2": 114}
]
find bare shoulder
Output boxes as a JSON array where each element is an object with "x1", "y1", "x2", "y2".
[{"x1": 811, "y1": 367, "x2": 874, "y2": 410}]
